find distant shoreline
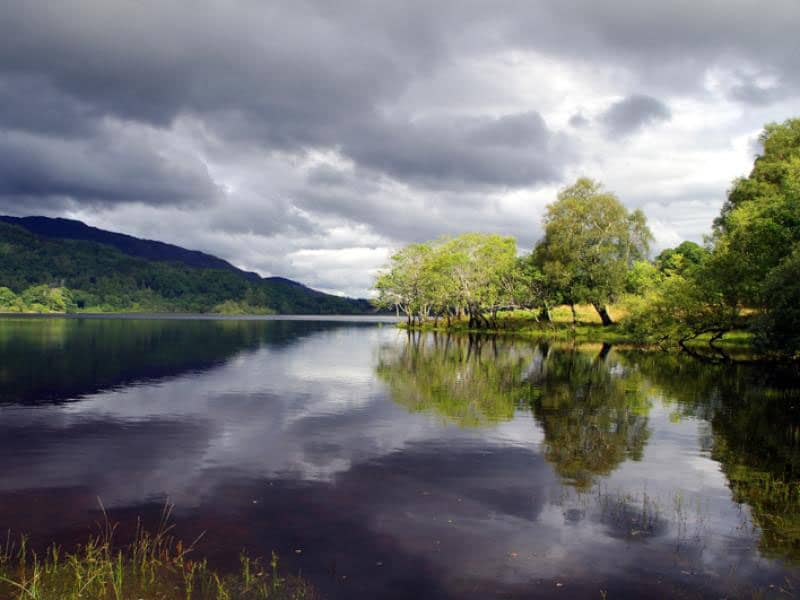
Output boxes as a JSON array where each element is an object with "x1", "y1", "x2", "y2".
[{"x1": 0, "y1": 312, "x2": 401, "y2": 322}]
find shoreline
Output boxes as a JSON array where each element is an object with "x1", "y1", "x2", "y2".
[{"x1": 0, "y1": 312, "x2": 401, "y2": 322}]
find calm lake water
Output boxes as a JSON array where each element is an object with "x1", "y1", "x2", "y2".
[{"x1": 2, "y1": 316, "x2": 800, "y2": 599}]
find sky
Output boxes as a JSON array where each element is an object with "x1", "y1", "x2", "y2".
[{"x1": 0, "y1": 1, "x2": 798, "y2": 297}]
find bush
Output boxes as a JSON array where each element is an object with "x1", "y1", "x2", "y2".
[{"x1": 622, "y1": 275, "x2": 737, "y2": 348}]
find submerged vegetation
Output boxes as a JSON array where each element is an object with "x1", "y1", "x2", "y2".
[
  {"x1": 0, "y1": 506, "x2": 315, "y2": 600},
  {"x1": 374, "y1": 118, "x2": 800, "y2": 360}
]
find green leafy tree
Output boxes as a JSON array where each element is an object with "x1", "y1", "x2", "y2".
[
  {"x1": 373, "y1": 233, "x2": 519, "y2": 327},
  {"x1": 710, "y1": 118, "x2": 800, "y2": 308},
  {"x1": 374, "y1": 242, "x2": 436, "y2": 324},
  {"x1": 654, "y1": 241, "x2": 709, "y2": 278},
  {"x1": 515, "y1": 255, "x2": 562, "y2": 321},
  {"x1": 533, "y1": 178, "x2": 652, "y2": 325},
  {"x1": 440, "y1": 233, "x2": 518, "y2": 327},
  {"x1": 752, "y1": 249, "x2": 800, "y2": 357},
  {"x1": 625, "y1": 260, "x2": 662, "y2": 295},
  {"x1": 0, "y1": 287, "x2": 17, "y2": 311},
  {"x1": 622, "y1": 274, "x2": 737, "y2": 349}
]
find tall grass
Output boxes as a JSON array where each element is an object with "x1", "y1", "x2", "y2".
[{"x1": 0, "y1": 504, "x2": 316, "y2": 600}]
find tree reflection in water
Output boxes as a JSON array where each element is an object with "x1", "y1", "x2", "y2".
[
  {"x1": 377, "y1": 333, "x2": 652, "y2": 489},
  {"x1": 527, "y1": 343, "x2": 652, "y2": 490},
  {"x1": 376, "y1": 332, "x2": 535, "y2": 427},
  {"x1": 379, "y1": 332, "x2": 800, "y2": 563}
]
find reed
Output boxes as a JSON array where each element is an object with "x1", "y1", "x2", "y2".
[{"x1": 0, "y1": 503, "x2": 316, "y2": 600}]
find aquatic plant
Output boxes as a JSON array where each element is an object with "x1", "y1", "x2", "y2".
[{"x1": 0, "y1": 505, "x2": 316, "y2": 600}]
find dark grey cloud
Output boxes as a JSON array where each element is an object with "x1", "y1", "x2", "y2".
[
  {"x1": 0, "y1": 0, "x2": 798, "y2": 294},
  {"x1": 0, "y1": 126, "x2": 219, "y2": 211},
  {"x1": 601, "y1": 94, "x2": 672, "y2": 137},
  {"x1": 728, "y1": 76, "x2": 782, "y2": 106},
  {"x1": 344, "y1": 111, "x2": 575, "y2": 187},
  {"x1": 0, "y1": 75, "x2": 101, "y2": 138},
  {"x1": 1, "y1": 1, "x2": 795, "y2": 207}
]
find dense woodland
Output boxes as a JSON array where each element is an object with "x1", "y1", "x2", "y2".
[
  {"x1": 374, "y1": 118, "x2": 800, "y2": 358},
  {"x1": 0, "y1": 222, "x2": 372, "y2": 315}
]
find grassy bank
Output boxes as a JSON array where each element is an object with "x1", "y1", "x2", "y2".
[
  {"x1": 399, "y1": 305, "x2": 754, "y2": 350},
  {"x1": 0, "y1": 509, "x2": 316, "y2": 600}
]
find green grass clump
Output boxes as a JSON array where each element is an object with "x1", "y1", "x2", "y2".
[{"x1": 0, "y1": 506, "x2": 316, "y2": 600}]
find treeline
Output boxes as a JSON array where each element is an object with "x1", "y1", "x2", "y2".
[
  {"x1": 0, "y1": 285, "x2": 77, "y2": 313},
  {"x1": 374, "y1": 117, "x2": 800, "y2": 358},
  {"x1": 374, "y1": 177, "x2": 651, "y2": 328},
  {"x1": 624, "y1": 117, "x2": 800, "y2": 357},
  {"x1": 0, "y1": 221, "x2": 372, "y2": 315}
]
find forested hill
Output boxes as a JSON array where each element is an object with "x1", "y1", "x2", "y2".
[
  {"x1": 0, "y1": 217, "x2": 374, "y2": 315},
  {"x1": 0, "y1": 215, "x2": 258, "y2": 276}
]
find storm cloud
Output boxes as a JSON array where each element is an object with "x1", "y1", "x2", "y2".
[
  {"x1": 601, "y1": 95, "x2": 672, "y2": 137},
  {"x1": 0, "y1": 0, "x2": 798, "y2": 295}
]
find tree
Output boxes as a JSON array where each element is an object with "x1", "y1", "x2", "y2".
[
  {"x1": 373, "y1": 243, "x2": 434, "y2": 324},
  {"x1": 709, "y1": 118, "x2": 800, "y2": 308},
  {"x1": 622, "y1": 274, "x2": 738, "y2": 350},
  {"x1": 0, "y1": 287, "x2": 17, "y2": 311},
  {"x1": 752, "y1": 249, "x2": 800, "y2": 357},
  {"x1": 516, "y1": 254, "x2": 562, "y2": 321},
  {"x1": 440, "y1": 233, "x2": 518, "y2": 327},
  {"x1": 373, "y1": 233, "x2": 520, "y2": 327},
  {"x1": 654, "y1": 241, "x2": 709, "y2": 278},
  {"x1": 533, "y1": 178, "x2": 653, "y2": 325}
]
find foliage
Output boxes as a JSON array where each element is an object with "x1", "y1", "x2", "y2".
[
  {"x1": 373, "y1": 233, "x2": 519, "y2": 327},
  {"x1": 622, "y1": 274, "x2": 738, "y2": 348},
  {"x1": 654, "y1": 241, "x2": 708, "y2": 278},
  {"x1": 0, "y1": 287, "x2": 21, "y2": 312},
  {"x1": 625, "y1": 260, "x2": 661, "y2": 295},
  {"x1": 623, "y1": 118, "x2": 800, "y2": 355},
  {"x1": 752, "y1": 249, "x2": 800, "y2": 357},
  {"x1": 0, "y1": 510, "x2": 315, "y2": 600},
  {"x1": 710, "y1": 118, "x2": 800, "y2": 309},
  {"x1": 0, "y1": 222, "x2": 371, "y2": 315},
  {"x1": 374, "y1": 178, "x2": 652, "y2": 330},
  {"x1": 531, "y1": 178, "x2": 652, "y2": 325}
]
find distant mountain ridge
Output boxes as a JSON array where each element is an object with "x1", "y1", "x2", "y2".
[
  {"x1": 0, "y1": 216, "x2": 374, "y2": 315},
  {"x1": 0, "y1": 215, "x2": 260, "y2": 277}
]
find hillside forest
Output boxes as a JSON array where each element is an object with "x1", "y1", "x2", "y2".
[{"x1": 0, "y1": 222, "x2": 372, "y2": 315}]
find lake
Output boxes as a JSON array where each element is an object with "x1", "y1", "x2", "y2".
[{"x1": 1, "y1": 316, "x2": 799, "y2": 598}]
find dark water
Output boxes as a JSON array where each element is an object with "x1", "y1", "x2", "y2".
[{"x1": 2, "y1": 317, "x2": 800, "y2": 599}]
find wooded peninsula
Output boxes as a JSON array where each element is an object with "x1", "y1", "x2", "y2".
[{"x1": 373, "y1": 118, "x2": 800, "y2": 360}]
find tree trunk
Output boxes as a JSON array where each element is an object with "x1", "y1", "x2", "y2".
[
  {"x1": 539, "y1": 303, "x2": 552, "y2": 323},
  {"x1": 570, "y1": 304, "x2": 578, "y2": 325},
  {"x1": 593, "y1": 303, "x2": 614, "y2": 326}
]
